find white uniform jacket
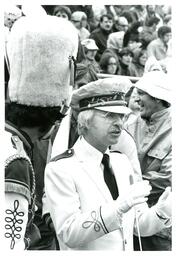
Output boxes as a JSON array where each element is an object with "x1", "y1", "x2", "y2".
[
  {"x1": 51, "y1": 109, "x2": 141, "y2": 181},
  {"x1": 44, "y1": 137, "x2": 170, "y2": 250}
]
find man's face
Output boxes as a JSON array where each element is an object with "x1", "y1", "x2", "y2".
[
  {"x1": 137, "y1": 89, "x2": 158, "y2": 119},
  {"x1": 100, "y1": 17, "x2": 113, "y2": 31},
  {"x1": 147, "y1": 5, "x2": 155, "y2": 14},
  {"x1": 128, "y1": 88, "x2": 140, "y2": 112},
  {"x1": 117, "y1": 18, "x2": 129, "y2": 32},
  {"x1": 86, "y1": 50, "x2": 97, "y2": 61},
  {"x1": 55, "y1": 11, "x2": 69, "y2": 19},
  {"x1": 86, "y1": 110, "x2": 125, "y2": 151},
  {"x1": 162, "y1": 33, "x2": 171, "y2": 44}
]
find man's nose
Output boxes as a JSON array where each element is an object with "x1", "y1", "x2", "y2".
[
  {"x1": 113, "y1": 116, "x2": 124, "y2": 127},
  {"x1": 137, "y1": 97, "x2": 142, "y2": 105}
]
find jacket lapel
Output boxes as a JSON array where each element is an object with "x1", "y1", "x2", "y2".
[
  {"x1": 80, "y1": 160, "x2": 112, "y2": 201},
  {"x1": 73, "y1": 139, "x2": 113, "y2": 201}
]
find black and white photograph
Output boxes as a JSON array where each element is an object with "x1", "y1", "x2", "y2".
[{"x1": 2, "y1": 0, "x2": 175, "y2": 254}]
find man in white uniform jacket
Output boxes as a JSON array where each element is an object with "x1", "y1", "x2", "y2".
[{"x1": 44, "y1": 77, "x2": 171, "y2": 250}]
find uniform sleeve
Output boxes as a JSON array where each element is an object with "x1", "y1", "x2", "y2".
[
  {"x1": 44, "y1": 162, "x2": 122, "y2": 249},
  {"x1": 143, "y1": 149, "x2": 172, "y2": 199},
  {"x1": 5, "y1": 159, "x2": 33, "y2": 203},
  {"x1": 4, "y1": 193, "x2": 29, "y2": 250}
]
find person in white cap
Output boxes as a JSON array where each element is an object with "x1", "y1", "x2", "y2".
[
  {"x1": 112, "y1": 16, "x2": 129, "y2": 33},
  {"x1": 4, "y1": 13, "x2": 78, "y2": 250},
  {"x1": 80, "y1": 39, "x2": 100, "y2": 73},
  {"x1": 126, "y1": 71, "x2": 172, "y2": 251},
  {"x1": 44, "y1": 77, "x2": 171, "y2": 251},
  {"x1": 71, "y1": 11, "x2": 90, "y2": 41}
]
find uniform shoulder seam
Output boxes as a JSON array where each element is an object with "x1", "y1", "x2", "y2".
[{"x1": 50, "y1": 149, "x2": 74, "y2": 162}]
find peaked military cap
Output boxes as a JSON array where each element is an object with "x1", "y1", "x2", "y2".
[{"x1": 70, "y1": 77, "x2": 132, "y2": 114}]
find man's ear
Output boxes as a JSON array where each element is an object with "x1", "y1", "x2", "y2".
[
  {"x1": 85, "y1": 118, "x2": 91, "y2": 130},
  {"x1": 77, "y1": 122, "x2": 88, "y2": 135}
]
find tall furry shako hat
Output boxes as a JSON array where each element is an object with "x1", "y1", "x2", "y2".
[{"x1": 7, "y1": 15, "x2": 79, "y2": 108}]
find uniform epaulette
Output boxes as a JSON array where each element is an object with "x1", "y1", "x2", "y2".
[{"x1": 50, "y1": 149, "x2": 74, "y2": 162}]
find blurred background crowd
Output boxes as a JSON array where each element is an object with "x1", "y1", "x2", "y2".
[{"x1": 4, "y1": 4, "x2": 172, "y2": 97}]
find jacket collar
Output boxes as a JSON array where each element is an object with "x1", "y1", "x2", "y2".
[{"x1": 147, "y1": 107, "x2": 171, "y2": 125}]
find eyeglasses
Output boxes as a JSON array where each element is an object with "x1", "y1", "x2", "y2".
[
  {"x1": 95, "y1": 110, "x2": 125, "y2": 121},
  {"x1": 108, "y1": 62, "x2": 117, "y2": 66}
]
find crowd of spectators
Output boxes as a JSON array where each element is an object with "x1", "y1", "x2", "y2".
[
  {"x1": 4, "y1": 4, "x2": 172, "y2": 93},
  {"x1": 45, "y1": 4, "x2": 172, "y2": 83}
]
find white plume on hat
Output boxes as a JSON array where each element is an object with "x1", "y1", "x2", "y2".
[
  {"x1": 7, "y1": 15, "x2": 79, "y2": 107},
  {"x1": 135, "y1": 71, "x2": 172, "y2": 103},
  {"x1": 22, "y1": 3, "x2": 47, "y2": 17}
]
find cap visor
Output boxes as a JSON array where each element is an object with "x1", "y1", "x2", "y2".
[{"x1": 95, "y1": 106, "x2": 131, "y2": 114}]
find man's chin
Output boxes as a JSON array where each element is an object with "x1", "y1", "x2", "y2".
[{"x1": 109, "y1": 135, "x2": 121, "y2": 145}]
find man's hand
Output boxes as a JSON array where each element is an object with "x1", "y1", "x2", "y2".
[
  {"x1": 155, "y1": 186, "x2": 172, "y2": 219},
  {"x1": 116, "y1": 180, "x2": 152, "y2": 213}
]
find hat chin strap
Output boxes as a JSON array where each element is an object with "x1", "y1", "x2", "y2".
[
  {"x1": 79, "y1": 100, "x2": 127, "y2": 112},
  {"x1": 69, "y1": 55, "x2": 76, "y2": 88}
]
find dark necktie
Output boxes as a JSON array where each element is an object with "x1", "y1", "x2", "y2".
[{"x1": 102, "y1": 154, "x2": 119, "y2": 200}]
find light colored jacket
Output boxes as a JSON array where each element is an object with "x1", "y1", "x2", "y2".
[
  {"x1": 126, "y1": 108, "x2": 172, "y2": 205},
  {"x1": 51, "y1": 109, "x2": 141, "y2": 181},
  {"x1": 44, "y1": 137, "x2": 170, "y2": 250},
  {"x1": 147, "y1": 38, "x2": 169, "y2": 61}
]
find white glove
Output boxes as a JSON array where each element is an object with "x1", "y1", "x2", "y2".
[
  {"x1": 155, "y1": 186, "x2": 172, "y2": 219},
  {"x1": 116, "y1": 180, "x2": 152, "y2": 214}
]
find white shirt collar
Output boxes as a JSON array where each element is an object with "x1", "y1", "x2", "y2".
[{"x1": 74, "y1": 136, "x2": 110, "y2": 167}]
